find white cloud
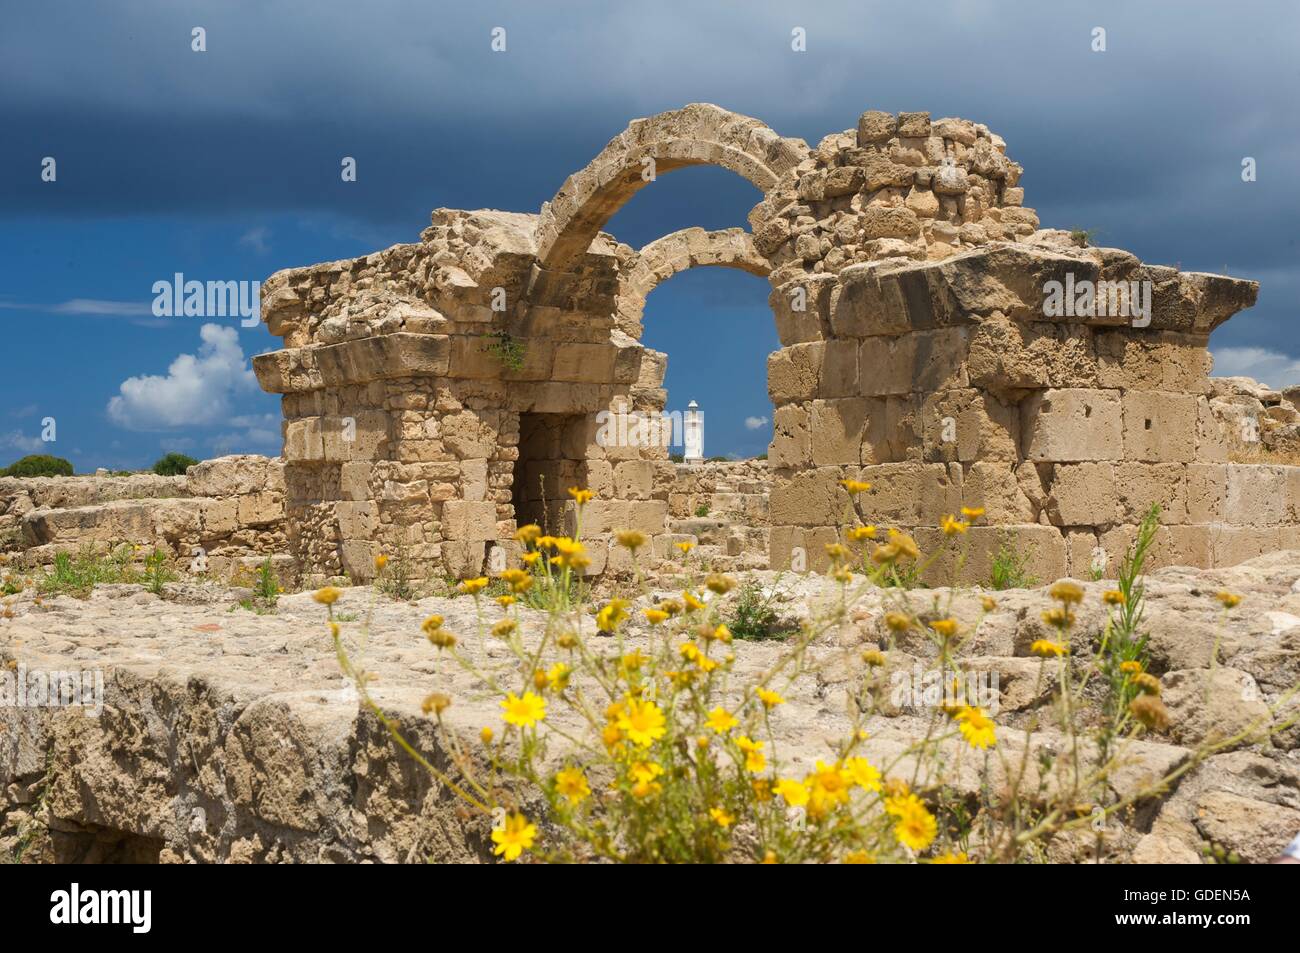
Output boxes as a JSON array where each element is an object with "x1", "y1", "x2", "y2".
[
  {"x1": 0, "y1": 430, "x2": 46, "y2": 453},
  {"x1": 107, "y1": 323, "x2": 258, "y2": 430},
  {"x1": 211, "y1": 413, "x2": 281, "y2": 454},
  {"x1": 744, "y1": 415, "x2": 770, "y2": 430},
  {"x1": 239, "y1": 226, "x2": 270, "y2": 254},
  {"x1": 1210, "y1": 346, "x2": 1300, "y2": 389}
]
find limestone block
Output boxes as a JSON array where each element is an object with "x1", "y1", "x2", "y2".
[
  {"x1": 442, "y1": 500, "x2": 498, "y2": 541},
  {"x1": 443, "y1": 540, "x2": 486, "y2": 579},
  {"x1": 553, "y1": 343, "x2": 617, "y2": 383},
  {"x1": 768, "y1": 467, "x2": 850, "y2": 527},
  {"x1": 1112, "y1": 462, "x2": 1188, "y2": 524},
  {"x1": 769, "y1": 403, "x2": 811, "y2": 469},
  {"x1": 461, "y1": 458, "x2": 489, "y2": 502},
  {"x1": 920, "y1": 388, "x2": 1017, "y2": 462},
  {"x1": 202, "y1": 497, "x2": 240, "y2": 536},
  {"x1": 186, "y1": 455, "x2": 272, "y2": 496},
  {"x1": 961, "y1": 462, "x2": 1038, "y2": 523},
  {"x1": 767, "y1": 343, "x2": 824, "y2": 404},
  {"x1": 857, "y1": 336, "x2": 916, "y2": 396},
  {"x1": 284, "y1": 417, "x2": 325, "y2": 463},
  {"x1": 1195, "y1": 396, "x2": 1231, "y2": 462},
  {"x1": 1211, "y1": 524, "x2": 1282, "y2": 567},
  {"x1": 818, "y1": 339, "x2": 859, "y2": 397},
  {"x1": 1021, "y1": 389, "x2": 1123, "y2": 462},
  {"x1": 856, "y1": 110, "x2": 896, "y2": 144},
  {"x1": 335, "y1": 501, "x2": 378, "y2": 540},
  {"x1": 1094, "y1": 331, "x2": 1212, "y2": 393},
  {"x1": 237, "y1": 492, "x2": 283, "y2": 528},
  {"x1": 855, "y1": 462, "x2": 962, "y2": 524},
  {"x1": 769, "y1": 276, "x2": 833, "y2": 347},
  {"x1": 1223, "y1": 465, "x2": 1289, "y2": 526},
  {"x1": 338, "y1": 462, "x2": 372, "y2": 502},
  {"x1": 1048, "y1": 463, "x2": 1118, "y2": 526},
  {"x1": 1121, "y1": 391, "x2": 1197, "y2": 463},
  {"x1": 810, "y1": 398, "x2": 868, "y2": 466},
  {"x1": 1186, "y1": 464, "x2": 1226, "y2": 522},
  {"x1": 613, "y1": 460, "x2": 655, "y2": 499},
  {"x1": 917, "y1": 524, "x2": 1066, "y2": 587}
]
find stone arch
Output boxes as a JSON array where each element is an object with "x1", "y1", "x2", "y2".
[
  {"x1": 533, "y1": 103, "x2": 808, "y2": 275},
  {"x1": 615, "y1": 226, "x2": 771, "y2": 336}
]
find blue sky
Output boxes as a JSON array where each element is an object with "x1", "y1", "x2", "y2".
[{"x1": 2, "y1": 1, "x2": 1297, "y2": 470}]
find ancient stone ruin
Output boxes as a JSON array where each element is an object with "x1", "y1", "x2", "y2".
[{"x1": 243, "y1": 103, "x2": 1293, "y2": 585}]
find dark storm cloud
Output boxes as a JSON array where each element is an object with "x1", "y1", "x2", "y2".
[{"x1": 4, "y1": 0, "x2": 1298, "y2": 366}]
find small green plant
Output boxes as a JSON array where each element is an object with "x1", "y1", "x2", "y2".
[
  {"x1": 142, "y1": 547, "x2": 175, "y2": 595},
  {"x1": 152, "y1": 452, "x2": 198, "y2": 476},
  {"x1": 694, "y1": 502, "x2": 710, "y2": 517},
  {"x1": 485, "y1": 331, "x2": 527, "y2": 372},
  {"x1": 1069, "y1": 228, "x2": 1096, "y2": 247},
  {"x1": 1097, "y1": 504, "x2": 1159, "y2": 758},
  {"x1": 989, "y1": 536, "x2": 1037, "y2": 590},
  {"x1": 377, "y1": 547, "x2": 416, "y2": 601},
  {"x1": 254, "y1": 557, "x2": 280, "y2": 603},
  {"x1": 724, "y1": 582, "x2": 787, "y2": 641},
  {"x1": 1, "y1": 454, "x2": 73, "y2": 478},
  {"x1": 37, "y1": 545, "x2": 137, "y2": 597}
]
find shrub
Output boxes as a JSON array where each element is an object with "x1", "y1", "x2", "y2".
[
  {"x1": 1, "y1": 454, "x2": 73, "y2": 478},
  {"x1": 724, "y1": 581, "x2": 787, "y2": 641},
  {"x1": 152, "y1": 452, "x2": 198, "y2": 476}
]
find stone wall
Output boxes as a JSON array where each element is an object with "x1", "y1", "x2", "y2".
[
  {"x1": 247, "y1": 103, "x2": 1292, "y2": 584},
  {"x1": 1, "y1": 456, "x2": 287, "y2": 581}
]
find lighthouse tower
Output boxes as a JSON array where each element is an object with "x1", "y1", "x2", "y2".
[{"x1": 683, "y1": 400, "x2": 703, "y2": 464}]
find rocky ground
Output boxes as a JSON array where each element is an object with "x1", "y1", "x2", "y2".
[{"x1": 3, "y1": 552, "x2": 1299, "y2": 863}]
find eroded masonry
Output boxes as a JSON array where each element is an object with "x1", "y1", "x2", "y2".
[{"x1": 127, "y1": 107, "x2": 1300, "y2": 580}]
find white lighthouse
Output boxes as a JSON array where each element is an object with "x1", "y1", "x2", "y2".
[{"x1": 683, "y1": 399, "x2": 703, "y2": 464}]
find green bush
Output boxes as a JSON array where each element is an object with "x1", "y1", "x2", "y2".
[
  {"x1": 1, "y1": 454, "x2": 73, "y2": 478},
  {"x1": 152, "y1": 452, "x2": 198, "y2": 476}
]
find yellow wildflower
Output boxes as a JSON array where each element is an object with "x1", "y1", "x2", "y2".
[
  {"x1": 615, "y1": 529, "x2": 647, "y2": 550},
  {"x1": 847, "y1": 525, "x2": 877, "y2": 542},
  {"x1": 956, "y1": 706, "x2": 996, "y2": 749},
  {"x1": 643, "y1": 608, "x2": 669, "y2": 625},
  {"x1": 756, "y1": 687, "x2": 785, "y2": 708},
  {"x1": 932, "y1": 851, "x2": 971, "y2": 864},
  {"x1": 1103, "y1": 589, "x2": 1126, "y2": 606},
  {"x1": 892, "y1": 797, "x2": 938, "y2": 851},
  {"x1": 1030, "y1": 638, "x2": 1067, "y2": 657},
  {"x1": 617, "y1": 697, "x2": 666, "y2": 747},
  {"x1": 676, "y1": 540, "x2": 695, "y2": 555},
  {"x1": 706, "y1": 707, "x2": 739, "y2": 734},
  {"x1": 709, "y1": 807, "x2": 735, "y2": 828},
  {"x1": 491, "y1": 813, "x2": 536, "y2": 862},
  {"x1": 374, "y1": 554, "x2": 388, "y2": 571},
  {"x1": 514, "y1": 523, "x2": 541, "y2": 545},
  {"x1": 596, "y1": 598, "x2": 629, "y2": 633},
  {"x1": 705, "y1": 573, "x2": 736, "y2": 594},
  {"x1": 459, "y1": 577, "x2": 489, "y2": 595},
  {"x1": 774, "y1": 777, "x2": 810, "y2": 808},
  {"x1": 480, "y1": 726, "x2": 494, "y2": 744},
  {"x1": 500, "y1": 691, "x2": 546, "y2": 728},
  {"x1": 1049, "y1": 580, "x2": 1085, "y2": 604},
  {"x1": 567, "y1": 487, "x2": 593, "y2": 505},
  {"x1": 840, "y1": 479, "x2": 872, "y2": 494},
  {"x1": 1215, "y1": 591, "x2": 1242, "y2": 609},
  {"x1": 940, "y1": 514, "x2": 969, "y2": 536},
  {"x1": 313, "y1": 586, "x2": 342, "y2": 606},
  {"x1": 844, "y1": 757, "x2": 882, "y2": 791},
  {"x1": 736, "y1": 736, "x2": 766, "y2": 774},
  {"x1": 960, "y1": 506, "x2": 985, "y2": 520},
  {"x1": 554, "y1": 767, "x2": 591, "y2": 806}
]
